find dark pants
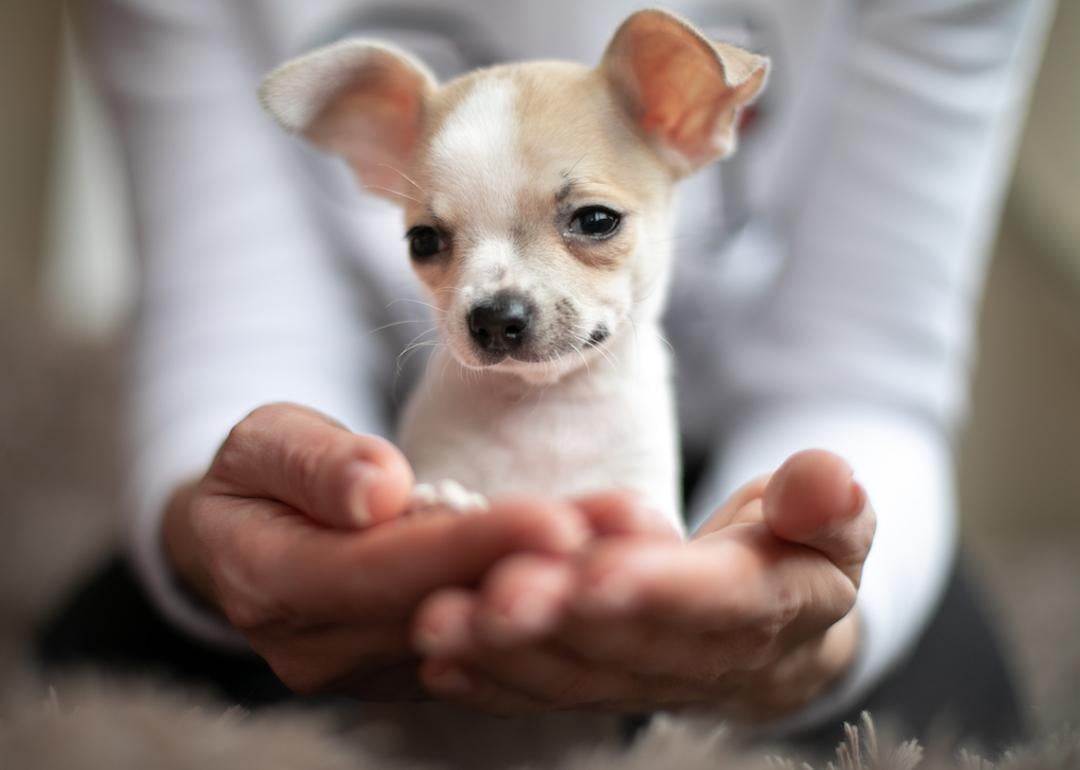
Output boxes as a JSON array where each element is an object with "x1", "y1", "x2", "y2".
[{"x1": 36, "y1": 554, "x2": 1028, "y2": 758}]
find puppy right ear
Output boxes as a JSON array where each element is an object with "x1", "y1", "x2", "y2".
[
  {"x1": 600, "y1": 9, "x2": 768, "y2": 177},
  {"x1": 259, "y1": 40, "x2": 437, "y2": 202}
]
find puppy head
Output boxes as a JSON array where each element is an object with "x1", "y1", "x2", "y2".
[{"x1": 261, "y1": 9, "x2": 767, "y2": 382}]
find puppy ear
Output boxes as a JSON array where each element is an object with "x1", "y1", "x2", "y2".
[
  {"x1": 600, "y1": 9, "x2": 768, "y2": 176},
  {"x1": 259, "y1": 40, "x2": 437, "y2": 202}
]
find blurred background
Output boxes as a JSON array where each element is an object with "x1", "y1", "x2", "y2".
[{"x1": 1, "y1": 0, "x2": 1077, "y2": 734}]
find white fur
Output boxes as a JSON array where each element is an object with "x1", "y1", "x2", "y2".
[
  {"x1": 396, "y1": 59, "x2": 684, "y2": 529},
  {"x1": 259, "y1": 40, "x2": 436, "y2": 134},
  {"x1": 401, "y1": 326, "x2": 682, "y2": 529},
  {"x1": 428, "y1": 77, "x2": 524, "y2": 230}
]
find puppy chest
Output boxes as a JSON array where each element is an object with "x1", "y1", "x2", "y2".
[{"x1": 400, "y1": 391, "x2": 674, "y2": 502}]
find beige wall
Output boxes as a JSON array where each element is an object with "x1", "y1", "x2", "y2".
[
  {"x1": 0, "y1": 2, "x2": 63, "y2": 296},
  {"x1": 957, "y1": 2, "x2": 1080, "y2": 533},
  {"x1": 1011, "y1": 0, "x2": 1080, "y2": 294}
]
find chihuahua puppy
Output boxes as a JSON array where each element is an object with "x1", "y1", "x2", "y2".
[
  {"x1": 260, "y1": 9, "x2": 766, "y2": 764},
  {"x1": 261, "y1": 9, "x2": 767, "y2": 534}
]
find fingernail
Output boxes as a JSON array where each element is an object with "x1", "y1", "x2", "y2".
[{"x1": 346, "y1": 461, "x2": 381, "y2": 526}]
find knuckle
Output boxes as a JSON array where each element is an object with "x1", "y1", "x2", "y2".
[
  {"x1": 213, "y1": 558, "x2": 282, "y2": 632},
  {"x1": 771, "y1": 586, "x2": 802, "y2": 631},
  {"x1": 185, "y1": 492, "x2": 217, "y2": 541},
  {"x1": 722, "y1": 598, "x2": 797, "y2": 671},
  {"x1": 208, "y1": 535, "x2": 289, "y2": 634},
  {"x1": 832, "y1": 579, "x2": 859, "y2": 619},
  {"x1": 212, "y1": 403, "x2": 294, "y2": 479},
  {"x1": 291, "y1": 435, "x2": 329, "y2": 495},
  {"x1": 212, "y1": 426, "x2": 250, "y2": 481},
  {"x1": 228, "y1": 404, "x2": 276, "y2": 447},
  {"x1": 219, "y1": 593, "x2": 270, "y2": 634},
  {"x1": 245, "y1": 402, "x2": 296, "y2": 428}
]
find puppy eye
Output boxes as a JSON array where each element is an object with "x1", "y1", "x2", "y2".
[
  {"x1": 569, "y1": 206, "x2": 621, "y2": 239},
  {"x1": 406, "y1": 226, "x2": 445, "y2": 261}
]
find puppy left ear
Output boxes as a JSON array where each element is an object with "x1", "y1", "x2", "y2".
[
  {"x1": 259, "y1": 40, "x2": 437, "y2": 201},
  {"x1": 600, "y1": 9, "x2": 769, "y2": 176}
]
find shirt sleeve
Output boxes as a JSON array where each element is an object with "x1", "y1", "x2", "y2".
[
  {"x1": 689, "y1": 0, "x2": 1055, "y2": 731},
  {"x1": 77, "y1": 0, "x2": 389, "y2": 648}
]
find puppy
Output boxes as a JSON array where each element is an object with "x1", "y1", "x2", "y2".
[
  {"x1": 260, "y1": 8, "x2": 767, "y2": 764},
  {"x1": 261, "y1": 8, "x2": 766, "y2": 529}
]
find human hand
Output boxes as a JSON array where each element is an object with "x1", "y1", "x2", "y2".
[
  {"x1": 412, "y1": 450, "x2": 875, "y2": 721},
  {"x1": 162, "y1": 403, "x2": 593, "y2": 697}
]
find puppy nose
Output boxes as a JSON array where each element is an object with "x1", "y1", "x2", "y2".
[{"x1": 468, "y1": 292, "x2": 533, "y2": 352}]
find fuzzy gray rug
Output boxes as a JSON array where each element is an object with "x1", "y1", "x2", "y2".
[{"x1": 0, "y1": 679, "x2": 1077, "y2": 770}]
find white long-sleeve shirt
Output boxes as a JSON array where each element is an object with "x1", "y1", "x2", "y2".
[{"x1": 78, "y1": 0, "x2": 1053, "y2": 731}]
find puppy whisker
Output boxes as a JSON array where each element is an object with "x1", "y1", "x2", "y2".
[
  {"x1": 374, "y1": 162, "x2": 426, "y2": 193},
  {"x1": 386, "y1": 297, "x2": 447, "y2": 315},
  {"x1": 396, "y1": 327, "x2": 442, "y2": 372},
  {"x1": 367, "y1": 318, "x2": 433, "y2": 336},
  {"x1": 363, "y1": 185, "x2": 424, "y2": 205},
  {"x1": 429, "y1": 286, "x2": 465, "y2": 299}
]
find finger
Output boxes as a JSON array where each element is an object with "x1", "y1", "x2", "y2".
[
  {"x1": 430, "y1": 644, "x2": 645, "y2": 712},
  {"x1": 569, "y1": 528, "x2": 857, "y2": 656},
  {"x1": 208, "y1": 402, "x2": 413, "y2": 529},
  {"x1": 249, "y1": 623, "x2": 412, "y2": 696},
  {"x1": 413, "y1": 587, "x2": 477, "y2": 658},
  {"x1": 554, "y1": 612, "x2": 705, "y2": 680},
  {"x1": 419, "y1": 660, "x2": 550, "y2": 715},
  {"x1": 694, "y1": 476, "x2": 769, "y2": 536},
  {"x1": 257, "y1": 497, "x2": 588, "y2": 623},
  {"x1": 568, "y1": 539, "x2": 776, "y2": 629},
  {"x1": 762, "y1": 449, "x2": 876, "y2": 585},
  {"x1": 571, "y1": 528, "x2": 853, "y2": 629},
  {"x1": 554, "y1": 611, "x2": 782, "y2": 699},
  {"x1": 571, "y1": 491, "x2": 682, "y2": 541},
  {"x1": 470, "y1": 555, "x2": 575, "y2": 647}
]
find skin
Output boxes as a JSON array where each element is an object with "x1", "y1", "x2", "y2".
[
  {"x1": 165, "y1": 401, "x2": 875, "y2": 721},
  {"x1": 413, "y1": 451, "x2": 874, "y2": 720}
]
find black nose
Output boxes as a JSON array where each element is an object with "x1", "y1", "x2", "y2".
[{"x1": 468, "y1": 293, "x2": 534, "y2": 353}]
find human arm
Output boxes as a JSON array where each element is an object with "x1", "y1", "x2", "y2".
[
  {"x1": 689, "y1": 0, "x2": 1056, "y2": 728},
  {"x1": 74, "y1": 0, "x2": 389, "y2": 645},
  {"x1": 162, "y1": 402, "x2": 598, "y2": 696}
]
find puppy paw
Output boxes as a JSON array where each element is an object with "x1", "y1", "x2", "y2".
[{"x1": 408, "y1": 479, "x2": 489, "y2": 516}]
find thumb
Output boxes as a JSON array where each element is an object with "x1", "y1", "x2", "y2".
[
  {"x1": 762, "y1": 449, "x2": 876, "y2": 586},
  {"x1": 208, "y1": 403, "x2": 414, "y2": 529}
]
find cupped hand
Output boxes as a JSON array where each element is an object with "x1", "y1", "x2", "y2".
[
  {"x1": 412, "y1": 450, "x2": 876, "y2": 721},
  {"x1": 163, "y1": 402, "x2": 593, "y2": 698}
]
